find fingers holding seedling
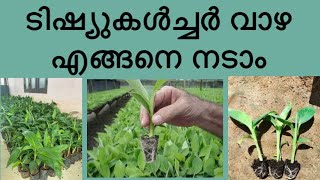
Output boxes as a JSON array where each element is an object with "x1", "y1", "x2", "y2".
[{"x1": 140, "y1": 105, "x2": 149, "y2": 127}]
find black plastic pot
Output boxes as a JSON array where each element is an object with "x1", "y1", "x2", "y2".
[
  {"x1": 39, "y1": 168, "x2": 49, "y2": 180},
  {"x1": 30, "y1": 172, "x2": 40, "y2": 180},
  {"x1": 252, "y1": 158, "x2": 269, "y2": 179},
  {"x1": 70, "y1": 153, "x2": 76, "y2": 165},
  {"x1": 70, "y1": 152, "x2": 82, "y2": 164},
  {"x1": 78, "y1": 151, "x2": 82, "y2": 160},
  {"x1": 64, "y1": 157, "x2": 71, "y2": 169},
  {"x1": 19, "y1": 167, "x2": 30, "y2": 179},
  {"x1": 48, "y1": 168, "x2": 56, "y2": 177},
  {"x1": 71, "y1": 152, "x2": 81, "y2": 162},
  {"x1": 21, "y1": 171, "x2": 30, "y2": 179},
  {"x1": 140, "y1": 135, "x2": 159, "y2": 163},
  {"x1": 284, "y1": 160, "x2": 300, "y2": 180},
  {"x1": 268, "y1": 159, "x2": 284, "y2": 179}
]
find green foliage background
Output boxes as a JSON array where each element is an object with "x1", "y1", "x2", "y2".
[{"x1": 87, "y1": 87, "x2": 129, "y2": 111}]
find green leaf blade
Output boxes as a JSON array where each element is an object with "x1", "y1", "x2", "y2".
[
  {"x1": 153, "y1": 80, "x2": 167, "y2": 92},
  {"x1": 7, "y1": 148, "x2": 21, "y2": 167},
  {"x1": 297, "y1": 107, "x2": 316, "y2": 126},
  {"x1": 280, "y1": 103, "x2": 292, "y2": 119},
  {"x1": 297, "y1": 137, "x2": 310, "y2": 144},
  {"x1": 228, "y1": 109, "x2": 252, "y2": 128},
  {"x1": 126, "y1": 80, "x2": 150, "y2": 100},
  {"x1": 114, "y1": 160, "x2": 125, "y2": 178},
  {"x1": 252, "y1": 111, "x2": 275, "y2": 127}
]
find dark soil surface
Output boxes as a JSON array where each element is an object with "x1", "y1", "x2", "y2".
[
  {"x1": 284, "y1": 160, "x2": 300, "y2": 180},
  {"x1": 228, "y1": 76, "x2": 320, "y2": 180},
  {"x1": 87, "y1": 95, "x2": 131, "y2": 150},
  {"x1": 141, "y1": 135, "x2": 159, "y2": 163},
  {"x1": 268, "y1": 159, "x2": 284, "y2": 179},
  {"x1": 251, "y1": 159, "x2": 269, "y2": 179}
]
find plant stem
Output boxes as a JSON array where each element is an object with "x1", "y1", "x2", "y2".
[
  {"x1": 276, "y1": 130, "x2": 282, "y2": 162},
  {"x1": 291, "y1": 121, "x2": 298, "y2": 163},
  {"x1": 251, "y1": 130, "x2": 263, "y2": 161},
  {"x1": 148, "y1": 96, "x2": 155, "y2": 137},
  {"x1": 148, "y1": 107, "x2": 154, "y2": 137}
]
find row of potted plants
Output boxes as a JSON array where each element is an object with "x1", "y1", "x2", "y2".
[
  {"x1": 0, "y1": 96, "x2": 82, "y2": 180},
  {"x1": 87, "y1": 87, "x2": 129, "y2": 111}
]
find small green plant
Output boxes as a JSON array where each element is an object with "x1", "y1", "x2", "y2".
[
  {"x1": 272, "y1": 106, "x2": 316, "y2": 179},
  {"x1": 267, "y1": 103, "x2": 291, "y2": 179},
  {"x1": 228, "y1": 109, "x2": 273, "y2": 179},
  {"x1": 126, "y1": 80, "x2": 167, "y2": 137},
  {"x1": 269, "y1": 104, "x2": 292, "y2": 159},
  {"x1": 126, "y1": 80, "x2": 167, "y2": 162},
  {"x1": 289, "y1": 107, "x2": 315, "y2": 163}
]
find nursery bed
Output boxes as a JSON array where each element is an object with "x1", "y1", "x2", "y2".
[
  {"x1": 228, "y1": 76, "x2": 320, "y2": 180},
  {"x1": 87, "y1": 88, "x2": 130, "y2": 113},
  {"x1": 87, "y1": 94, "x2": 131, "y2": 149},
  {"x1": 0, "y1": 96, "x2": 82, "y2": 180}
]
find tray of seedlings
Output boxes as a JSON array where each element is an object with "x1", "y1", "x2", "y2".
[
  {"x1": 0, "y1": 96, "x2": 82, "y2": 180},
  {"x1": 87, "y1": 80, "x2": 224, "y2": 178}
]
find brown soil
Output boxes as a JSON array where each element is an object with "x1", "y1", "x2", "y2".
[{"x1": 228, "y1": 76, "x2": 320, "y2": 180}]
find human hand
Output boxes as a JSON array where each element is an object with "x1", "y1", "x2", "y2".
[{"x1": 140, "y1": 86, "x2": 223, "y2": 137}]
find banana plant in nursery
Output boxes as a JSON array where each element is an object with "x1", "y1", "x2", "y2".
[
  {"x1": 7, "y1": 130, "x2": 68, "y2": 180},
  {"x1": 228, "y1": 109, "x2": 274, "y2": 179},
  {"x1": 7, "y1": 130, "x2": 67, "y2": 179},
  {"x1": 267, "y1": 104, "x2": 292, "y2": 179},
  {"x1": 270, "y1": 106, "x2": 316, "y2": 180},
  {"x1": 126, "y1": 80, "x2": 167, "y2": 162},
  {"x1": 1, "y1": 96, "x2": 82, "y2": 179}
]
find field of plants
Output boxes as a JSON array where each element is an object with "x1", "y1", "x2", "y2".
[
  {"x1": 87, "y1": 87, "x2": 129, "y2": 111},
  {"x1": 0, "y1": 96, "x2": 82, "y2": 180},
  {"x1": 87, "y1": 87, "x2": 223, "y2": 178}
]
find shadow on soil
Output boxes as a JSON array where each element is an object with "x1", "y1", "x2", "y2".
[{"x1": 230, "y1": 118, "x2": 271, "y2": 156}]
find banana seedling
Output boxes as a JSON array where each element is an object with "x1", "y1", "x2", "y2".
[
  {"x1": 268, "y1": 103, "x2": 292, "y2": 179},
  {"x1": 228, "y1": 109, "x2": 274, "y2": 179},
  {"x1": 126, "y1": 80, "x2": 167, "y2": 163},
  {"x1": 272, "y1": 106, "x2": 316, "y2": 180}
]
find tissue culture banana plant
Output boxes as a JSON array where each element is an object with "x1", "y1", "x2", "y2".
[
  {"x1": 268, "y1": 103, "x2": 292, "y2": 179},
  {"x1": 0, "y1": 96, "x2": 82, "y2": 179},
  {"x1": 271, "y1": 106, "x2": 316, "y2": 180},
  {"x1": 228, "y1": 109, "x2": 273, "y2": 179},
  {"x1": 126, "y1": 80, "x2": 167, "y2": 162}
]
